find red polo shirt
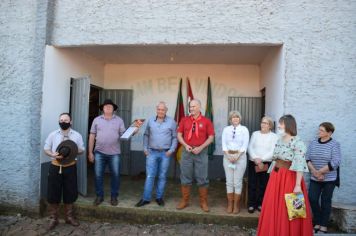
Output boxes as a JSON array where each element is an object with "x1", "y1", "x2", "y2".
[{"x1": 177, "y1": 114, "x2": 215, "y2": 147}]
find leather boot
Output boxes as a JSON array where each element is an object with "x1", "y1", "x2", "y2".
[
  {"x1": 233, "y1": 194, "x2": 241, "y2": 214},
  {"x1": 198, "y1": 187, "x2": 209, "y2": 212},
  {"x1": 226, "y1": 193, "x2": 234, "y2": 214},
  {"x1": 64, "y1": 204, "x2": 80, "y2": 226},
  {"x1": 176, "y1": 185, "x2": 191, "y2": 210},
  {"x1": 48, "y1": 204, "x2": 59, "y2": 230}
]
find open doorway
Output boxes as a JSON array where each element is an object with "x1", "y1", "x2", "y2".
[
  {"x1": 86, "y1": 85, "x2": 102, "y2": 183},
  {"x1": 88, "y1": 85, "x2": 102, "y2": 134}
]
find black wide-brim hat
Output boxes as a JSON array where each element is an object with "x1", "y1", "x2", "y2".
[
  {"x1": 56, "y1": 140, "x2": 78, "y2": 165},
  {"x1": 99, "y1": 99, "x2": 118, "y2": 111}
]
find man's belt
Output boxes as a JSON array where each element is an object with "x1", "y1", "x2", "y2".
[
  {"x1": 274, "y1": 159, "x2": 292, "y2": 172},
  {"x1": 150, "y1": 148, "x2": 170, "y2": 152},
  {"x1": 51, "y1": 160, "x2": 76, "y2": 168}
]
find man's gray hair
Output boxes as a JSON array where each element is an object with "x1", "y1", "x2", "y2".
[
  {"x1": 156, "y1": 101, "x2": 168, "y2": 110},
  {"x1": 190, "y1": 99, "x2": 201, "y2": 107}
]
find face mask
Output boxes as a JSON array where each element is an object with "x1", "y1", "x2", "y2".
[
  {"x1": 59, "y1": 122, "x2": 71, "y2": 130},
  {"x1": 277, "y1": 128, "x2": 286, "y2": 136}
]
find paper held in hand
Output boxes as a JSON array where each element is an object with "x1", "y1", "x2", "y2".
[{"x1": 120, "y1": 119, "x2": 145, "y2": 140}]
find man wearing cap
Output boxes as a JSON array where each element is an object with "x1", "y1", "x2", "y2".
[
  {"x1": 88, "y1": 99, "x2": 126, "y2": 206},
  {"x1": 135, "y1": 101, "x2": 178, "y2": 207},
  {"x1": 176, "y1": 99, "x2": 215, "y2": 212},
  {"x1": 44, "y1": 112, "x2": 85, "y2": 230}
]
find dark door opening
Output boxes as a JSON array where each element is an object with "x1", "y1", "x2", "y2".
[
  {"x1": 260, "y1": 88, "x2": 265, "y2": 119},
  {"x1": 89, "y1": 85, "x2": 102, "y2": 134},
  {"x1": 87, "y1": 85, "x2": 102, "y2": 174}
]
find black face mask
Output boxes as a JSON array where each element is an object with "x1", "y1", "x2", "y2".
[{"x1": 59, "y1": 122, "x2": 71, "y2": 130}]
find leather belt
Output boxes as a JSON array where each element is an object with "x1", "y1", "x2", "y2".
[
  {"x1": 228, "y1": 150, "x2": 240, "y2": 154},
  {"x1": 150, "y1": 148, "x2": 169, "y2": 152},
  {"x1": 274, "y1": 159, "x2": 292, "y2": 172},
  {"x1": 51, "y1": 160, "x2": 76, "y2": 168}
]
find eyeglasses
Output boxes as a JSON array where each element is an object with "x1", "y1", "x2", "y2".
[
  {"x1": 192, "y1": 122, "x2": 196, "y2": 133},
  {"x1": 232, "y1": 127, "x2": 236, "y2": 139},
  {"x1": 261, "y1": 122, "x2": 269, "y2": 125}
]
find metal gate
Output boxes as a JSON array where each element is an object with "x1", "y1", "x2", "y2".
[
  {"x1": 99, "y1": 90, "x2": 133, "y2": 175},
  {"x1": 228, "y1": 97, "x2": 262, "y2": 134}
]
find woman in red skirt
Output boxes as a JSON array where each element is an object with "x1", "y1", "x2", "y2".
[{"x1": 257, "y1": 114, "x2": 313, "y2": 236}]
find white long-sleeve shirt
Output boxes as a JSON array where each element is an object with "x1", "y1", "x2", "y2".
[
  {"x1": 247, "y1": 131, "x2": 278, "y2": 162},
  {"x1": 222, "y1": 124, "x2": 249, "y2": 152}
]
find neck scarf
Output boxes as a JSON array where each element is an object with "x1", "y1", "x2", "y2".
[{"x1": 188, "y1": 113, "x2": 202, "y2": 140}]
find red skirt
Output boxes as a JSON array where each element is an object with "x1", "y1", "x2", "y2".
[{"x1": 257, "y1": 167, "x2": 313, "y2": 236}]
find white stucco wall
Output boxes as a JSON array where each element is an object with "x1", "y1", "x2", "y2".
[
  {"x1": 41, "y1": 46, "x2": 105, "y2": 163},
  {"x1": 104, "y1": 64, "x2": 260, "y2": 153},
  {"x1": 260, "y1": 46, "x2": 285, "y2": 123},
  {"x1": 0, "y1": 0, "x2": 48, "y2": 210}
]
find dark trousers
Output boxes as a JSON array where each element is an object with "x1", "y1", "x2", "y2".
[
  {"x1": 308, "y1": 180, "x2": 336, "y2": 227},
  {"x1": 247, "y1": 160, "x2": 270, "y2": 208},
  {"x1": 47, "y1": 164, "x2": 78, "y2": 204}
]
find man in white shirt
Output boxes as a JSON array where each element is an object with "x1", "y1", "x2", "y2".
[{"x1": 44, "y1": 113, "x2": 85, "y2": 230}]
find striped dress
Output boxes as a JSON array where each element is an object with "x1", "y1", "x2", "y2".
[{"x1": 305, "y1": 138, "x2": 341, "y2": 182}]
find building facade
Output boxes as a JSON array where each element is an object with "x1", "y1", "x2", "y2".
[{"x1": 0, "y1": 0, "x2": 355, "y2": 229}]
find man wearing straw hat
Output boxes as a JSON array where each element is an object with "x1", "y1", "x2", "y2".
[{"x1": 44, "y1": 112, "x2": 85, "y2": 230}]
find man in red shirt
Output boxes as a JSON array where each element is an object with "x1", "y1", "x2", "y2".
[{"x1": 176, "y1": 99, "x2": 215, "y2": 212}]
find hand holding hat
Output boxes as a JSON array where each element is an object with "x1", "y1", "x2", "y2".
[{"x1": 56, "y1": 140, "x2": 79, "y2": 165}]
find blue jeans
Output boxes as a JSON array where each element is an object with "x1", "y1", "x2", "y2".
[
  {"x1": 308, "y1": 180, "x2": 336, "y2": 227},
  {"x1": 94, "y1": 151, "x2": 120, "y2": 198},
  {"x1": 142, "y1": 150, "x2": 171, "y2": 201}
]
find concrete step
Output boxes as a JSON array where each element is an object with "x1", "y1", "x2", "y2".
[
  {"x1": 73, "y1": 174, "x2": 259, "y2": 227},
  {"x1": 74, "y1": 201, "x2": 259, "y2": 228}
]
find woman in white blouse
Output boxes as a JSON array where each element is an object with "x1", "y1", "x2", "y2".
[
  {"x1": 222, "y1": 110, "x2": 249, "y2": 214},
  {"x1": 247, "y1": 116, "x2": 278, "y2": 213}
]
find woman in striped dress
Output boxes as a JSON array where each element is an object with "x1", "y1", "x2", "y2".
[{"x1": 306, "y1": 122, "x2": 341, "y2": 234}]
